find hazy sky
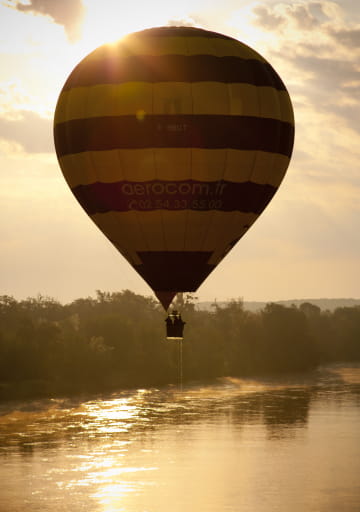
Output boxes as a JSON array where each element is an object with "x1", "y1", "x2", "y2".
[{"x1": 0, "y1": 0, "x2": 359, "y2": 304}]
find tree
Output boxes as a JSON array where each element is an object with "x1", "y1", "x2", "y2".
[{"x1": 260, "y1": 303, "x2": 318, "y2": 372}]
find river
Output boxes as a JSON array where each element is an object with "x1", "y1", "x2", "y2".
[{"x1": 0, "y1": 364, "x2": 360, "y2": 512}]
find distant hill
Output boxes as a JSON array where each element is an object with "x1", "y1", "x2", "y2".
[{"x1": 196, "y1": 298, "x2": 360, "y2": 313}]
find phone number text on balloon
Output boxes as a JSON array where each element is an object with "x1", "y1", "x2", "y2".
[{"x1": 127, "y1": 198, "x2": 224, "y2": 210}]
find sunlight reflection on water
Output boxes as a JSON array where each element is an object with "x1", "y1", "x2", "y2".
[{"x1": 0, "y1": 365, "x2": 360, "y2": 511}]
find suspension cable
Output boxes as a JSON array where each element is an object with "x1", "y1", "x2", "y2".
[{"x1": 178, "y1": 338, "x2": 183, "y2": 390}]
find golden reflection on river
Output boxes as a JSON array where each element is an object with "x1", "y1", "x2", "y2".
[{"x1": 1, "y1": 365, "x2": 360, "y2": 511}]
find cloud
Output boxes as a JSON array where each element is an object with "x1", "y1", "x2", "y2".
[
  {"x1": 0, "y1": 82, "x2": 31, "y2": 116},
  {"x1": 0, "y1": 110, "x2": 53, "y2": 153},
  {"x1": 329, "y1": 102, "x2": 360, "y2": 135},
  {"x1": 249, "y1": 1, "x2": 360, "y2": 137},
  {"x1": 252, "y1": 4, "x2": 286, "y2": 30},
  {"x1": 291, "y1": 54, "x2": 360, "y2": 89},
  {"x1": 276, "y1": 51, "x2": 360, "y2": 135},
  {"x1": 166, "y1": 17, "x2": 199, "y2": 27},
  {"x1": 251, "y1": 0, "x2": 358, "y2": 47},
  {"x1": 252, "y1": 1, "x2": 332, "y2": 31},
  {"x1": 3, "y1": 0, "x2": 85, "y2": 41},
  {"x1": 328, "y1": 27, "x2": 360, "y2": 48}
]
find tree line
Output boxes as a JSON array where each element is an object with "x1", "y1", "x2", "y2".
[{"x1": 0, "y1": 291, "x2": 359, "y2": 400}]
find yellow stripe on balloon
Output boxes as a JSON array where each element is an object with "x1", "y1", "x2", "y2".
[
  {"x1": 85, "y1": 35, "x2": 268, "y2": 62},
  {"x1": 91, "y1": 209, "x2": 258, "y2": 258},
  {"x1": 54, "y1": 83, "x2": 293, "y2": 124},
  {"x1": 91, "y1": 210, "x2": 149, "y2": 254}
]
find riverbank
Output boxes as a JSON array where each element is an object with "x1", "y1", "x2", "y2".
[
  {"x1": 0, "y1": 362, "x2": 327, "y2": 403},
  {"x1": 1, "y1": 292, "x2": 359, "y2": 402}
]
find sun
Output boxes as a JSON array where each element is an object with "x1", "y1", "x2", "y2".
[{"x1": 79, "y1": 0, "x2": 199, "y2": 56}]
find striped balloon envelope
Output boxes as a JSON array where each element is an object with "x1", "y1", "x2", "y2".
[{"x1": 54, "y1": 26, "x2": 294, "y2": 310}]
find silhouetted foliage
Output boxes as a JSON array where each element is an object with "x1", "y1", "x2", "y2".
[{"x1": 0, "y1": 292, "x2": 359, "y2": 400}]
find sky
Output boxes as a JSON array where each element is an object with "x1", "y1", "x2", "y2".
[{"x1": 0, "y1": 0, "x2": 359, "y2": 304}]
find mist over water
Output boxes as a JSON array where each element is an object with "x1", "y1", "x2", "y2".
[{"x1": 1, "y1": 364, "x2": 360, "y2": 512}]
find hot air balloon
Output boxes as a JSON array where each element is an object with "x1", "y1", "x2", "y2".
[{"x1": 53, "y1": 26, "x2": 294, "y2": 313}]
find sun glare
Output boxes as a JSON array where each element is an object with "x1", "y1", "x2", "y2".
[
  {"x1": 79, "y1": 0, "x2": 198, "y2": 57},
  {"x1": 227, "y1": 5, "x2": 276, "y2": 51}
]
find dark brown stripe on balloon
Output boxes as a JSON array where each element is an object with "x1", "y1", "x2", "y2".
[
  {"x1": 132, "y1": 27, "x2": 236, "y2": 40},
  {"x1": 62, "y1": 55, "x2": 286, "y2": 91},
  {"x1": 54, "y1": 115, "x2": 294, "y2": 157},
  {"x1": 134, "y1": 251, "x2": 215, "y2": 291},
  {"x1": 72, "y1": 180, "x2": 277, "y2": 215}
]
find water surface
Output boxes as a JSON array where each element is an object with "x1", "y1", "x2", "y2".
[{"x1": 1, "y1": 364, "x2": 360, "y2": 511}]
